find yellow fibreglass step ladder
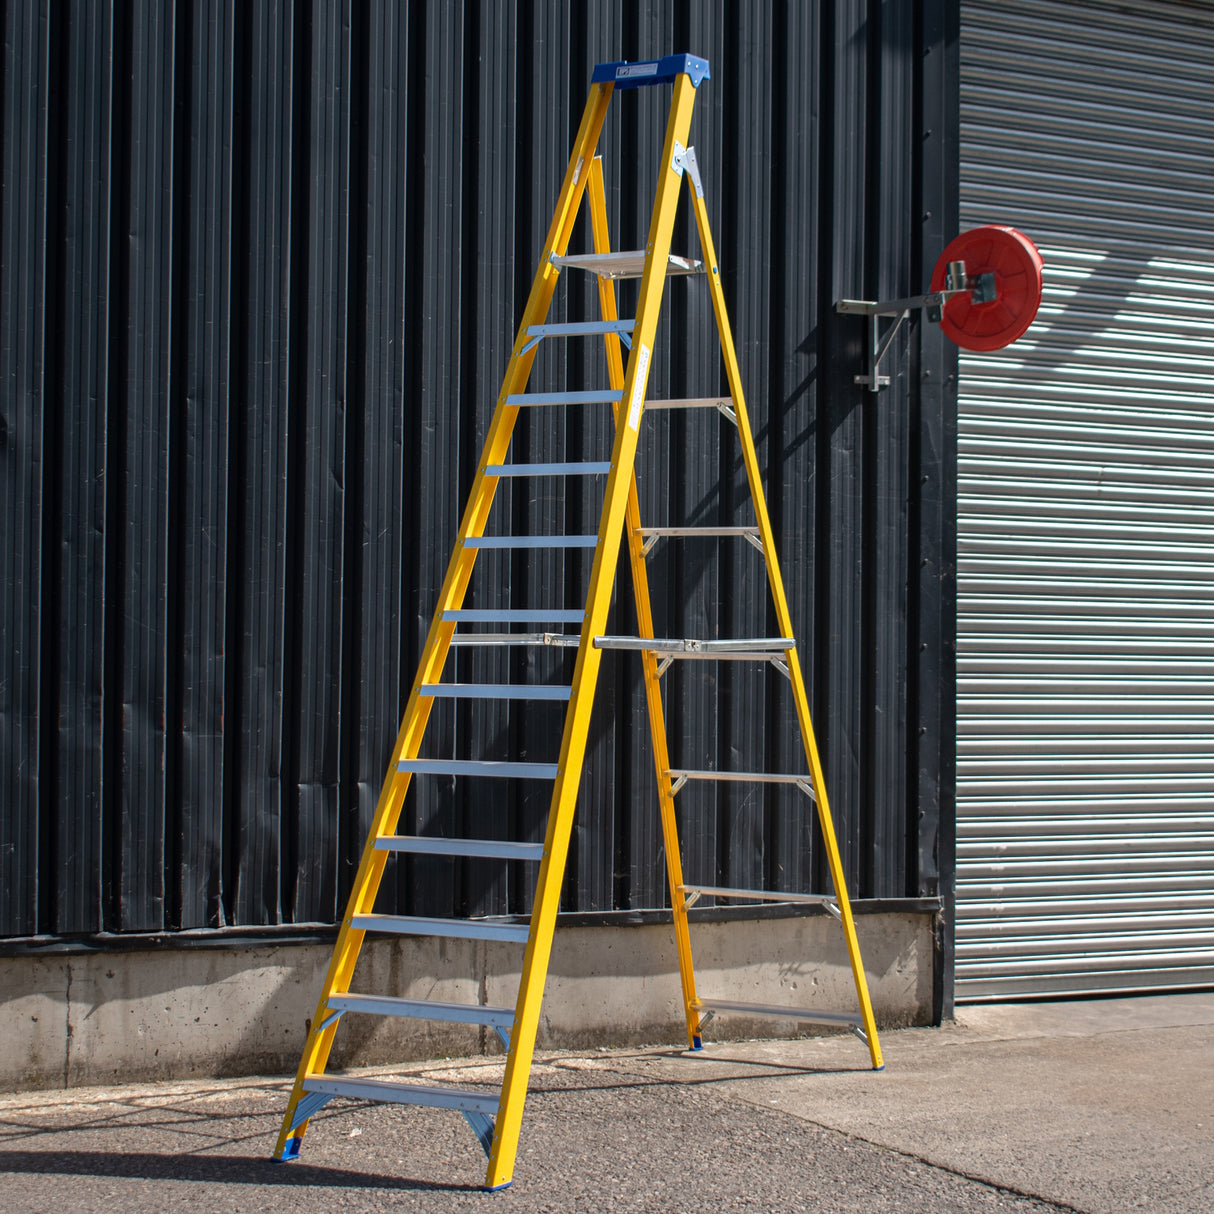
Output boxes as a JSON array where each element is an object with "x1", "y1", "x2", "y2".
[{"x1": 273, "y1": 53, "x2": 883, "y2": 1192}]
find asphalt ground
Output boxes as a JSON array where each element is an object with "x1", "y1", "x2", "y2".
[{"x1": 0, "y1": 992, "x2": 1210, "y2": 1213}]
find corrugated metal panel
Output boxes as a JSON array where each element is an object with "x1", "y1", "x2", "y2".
[
  {"x1": 956, "y1": 0, "x2": 1214, "y2": 998},
  {"x1": 0, "y1": 0, "x2": 955, "y2": 946}
]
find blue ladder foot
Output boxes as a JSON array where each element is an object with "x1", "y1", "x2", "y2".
[{"x1": 275, "y1": 1136, "x2": 304, "y2": 1162}]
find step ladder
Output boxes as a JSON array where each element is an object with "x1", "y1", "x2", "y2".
[{"x1": 273, "y1": 53, "x2": 883, "y2": 1192}]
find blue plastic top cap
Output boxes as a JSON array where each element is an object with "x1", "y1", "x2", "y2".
[{"x1": 591, "y1": 54, "x2": 711, "y2": 90}]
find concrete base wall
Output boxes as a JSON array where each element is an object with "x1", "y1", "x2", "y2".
[{"x1": 0, "y1": 911, "x2": 934, "y2": 1092}]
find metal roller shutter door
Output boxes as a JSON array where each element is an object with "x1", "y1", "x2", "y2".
[{"x1": 956, "y1": 0, "x2": 1214, "y2": 999}]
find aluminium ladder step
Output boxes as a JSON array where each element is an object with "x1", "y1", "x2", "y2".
[
  {"x1": 420, "y1": 683, "x2": 573, "y2": 701},
  {"x1": 374, "y1": 835, "x2": 545, "y2": 861},
  {"x1": 486, "y1": 460, "x2": 611, "y2": 476},
  {"x1": 324, "y1": 993, "x2": 515, "y2": 1028},
  {"x1": 505, "y1": 390, "x2": 622, "y2": 406},
  {"x1": 301, "y1": 1075, "x2": 500, "y2": 1116},
  {"x1": 352, "y1": 914, "x2": 530, "y2": 944},
  {"x1": 522, "y1": 319, "x2": 635, "y2": 354},
  {"x1": 399, "y1": 759, "x2": 559, "y2": 779},
  {"x1": 464, "y1": 535, "x2": 598, "y2": 549},
  {"x1": 442, "y1": 609, "x2": 584, "y2": 624},
  {"x1": 551, "y1": 249, "x2": 704, "y2": 279}
]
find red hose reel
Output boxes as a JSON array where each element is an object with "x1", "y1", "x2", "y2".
[
  {"x1": 929, "y1": 225, "x2": 1044, "y2": 352},
  {"x1": 836, "y1": 225, "x2": 1044, "y2": 389}
]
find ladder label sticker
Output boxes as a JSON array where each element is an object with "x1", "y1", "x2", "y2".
[
  {"x1": 617, "y1": 63, "x2": 658, "y2": 80},
  {"x1": 628, "y1": 346, "x2": 650, "y2": 430}
]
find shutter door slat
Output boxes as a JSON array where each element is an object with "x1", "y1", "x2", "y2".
[{"x1": 956, "y1": 0, "x2": 1214, "y2": 999}]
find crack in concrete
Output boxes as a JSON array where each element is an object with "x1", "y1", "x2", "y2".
[{"x1": 62, "y1": 963, "x2": 73, "y2": 1090}]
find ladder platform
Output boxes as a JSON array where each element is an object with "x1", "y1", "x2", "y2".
[
  {"x1": 506, "y1": 390, "x2": 622, "y2": 406},
  {"x1": 680, "y1": 884, "x2": 836, "y2": 909},
  {"x1": 448, "y1": 631, "x2": 581, "y2": 648},
  {"x1": 352, "y1": 913, "x2": 530, "y2": 944},
  {"x1": 302, "y1": 1074, "x2": 500, "y2": 1116},
  {"x1": 420, "y1": 683, "x2": 573, "y2": 701},
  {"x1": 464, "y1": 535, "x2": 598, "y2": 549},
  {"x1": 374, "y1": 835, "x2": 545, "y2": 861},
  {"x1": 486, "y1": 460, "x2": 611, "y2": 477},
  {"x1": 596, "y1": 635, "x2": 793, "y2": 659},
  {"x1": 399, "y1": 759, "x2": 559, "y2": 779},
  {"x1": 442, "y1": 608, "x2": 584, "y2": 624},
  {"x1": 551, "y1": 250, "x2": 704, "y2": 279},
  {"x1": 691, "y1": 998, "x2": 863, "y2": 1029},
  {"x1": 325, "y1": 993, "x2": 515, "y2": 1027}
]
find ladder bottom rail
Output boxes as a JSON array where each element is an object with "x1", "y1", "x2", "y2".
[
  {"x1": 668, "y1": 768, "x2": 815, "y2": 786},
  {"x1": 679, "y1": 884, "x2": 839, "y2": 912},
  {"x1": 690, "y1": 998, "x2": 863, "y2": 1030}
]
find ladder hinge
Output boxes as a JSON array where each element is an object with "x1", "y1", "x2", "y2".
[{"x1": 670, "y1": 144, "x2": 705, "y2": 199}]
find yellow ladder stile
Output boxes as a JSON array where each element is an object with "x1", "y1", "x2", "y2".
[
  {"x1": 584, "y1": 155, "x2": 704, "y2": 1050},
  {"x1": 273, "y1": 53, "x2": 882, "y2": 1193}
]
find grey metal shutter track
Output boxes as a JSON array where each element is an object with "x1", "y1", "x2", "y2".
[{"x1": 956, "y1": 0, "x2": 1214, "y2": 999}]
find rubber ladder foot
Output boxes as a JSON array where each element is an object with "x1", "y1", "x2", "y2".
[
  {"x1": 274, "y1": 1136, "x2": 303, "y2": 1162},
  {"x1": 690, "y1": 1035, "x2": 703, "y2": 1050},
  {"x1": 484, "y1": 1181, "x2": 514, "y2": 1192}
]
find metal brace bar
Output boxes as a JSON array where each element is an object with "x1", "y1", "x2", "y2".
[
  {"x1": 771, "y1": 657, "x2": 791, "y2": 681},
  {"x1": 670, "y1": 773, "x2": 689, "y2": 796},
  {"x1": 656, "y1": 656, "x2": 674, "y2": 678},
  {"x1": 717, "y1": 402, "x2": 738, "y2": 426},
  {"x1": 849, "y1": 1024, "x2": 869, "y2": 1046},
  {"x1": 837, "y1": 266, "x2": 997, "y2": 392},
  {"x1": 464, "y1": 1110, "x2": 496, "y2": 1158},
  {"x1": 288, "y1": 1090, "x2": 334, "y2": 1134},
  {"x1": 743, "y1": 532, "x2": 765, "y2": 554},
  {"x1": 696, "y1": 1010, "x2": 716, "y2": 1034},
  {"x1": 317, "y1": 1010, "x2": 342, "y2": 1034},
  {"x1": 795, "y1": 778, "x2": 818, "y2": 803},
  {"x1": 641, "y1": 534, "x2": 659, "y2": 558},
  {"x1": 683, "y1": 888, "x2": 702, "y2": 910}
]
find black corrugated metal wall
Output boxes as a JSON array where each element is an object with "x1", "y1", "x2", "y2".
[{"x1": 0, "y1": 0, "x2": 958, "y2": 942}]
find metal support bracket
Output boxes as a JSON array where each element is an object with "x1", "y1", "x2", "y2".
[{"x1": 836, "y1": 264, "x2": 996, "y2": 391}]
